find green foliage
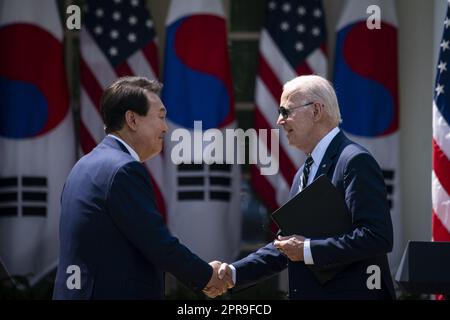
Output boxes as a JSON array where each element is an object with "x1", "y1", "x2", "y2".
[{"x1": 230, "y1": 0, "x2": 265, "y2": 32}]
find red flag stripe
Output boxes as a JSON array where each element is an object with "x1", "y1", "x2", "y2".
[
  {"x1": 258, "y1": 55, "x2": 283, "y2": 102},
  {"x1": 144, "y1": 166, "x2": 167, "y2": 223},
  {"x1": 432, "y1": 209, "x2": 450, "y2": 241},
  {"x1": 142, "y1": 41, "x2": 160, "y2": 79},
  {"x1": 295, "y1": 62, "x2": 314, "y2": 76},
  {"x1": 432, "y1": 139, "x2": 450, "y2": 195},
  {"x1": 80, "y1": 58, "x2": 103, "y2": 113},
  {"x1": 79, "y1": 120, "x2": 98, "y2": 154},
  {"x1": 320, "y1": 43, "x2": 328, "y2": 57},
  {"x1": 115, "y1": 61, "x2": 134, "y2": 77}
]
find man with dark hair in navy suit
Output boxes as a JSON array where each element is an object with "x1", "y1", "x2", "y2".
[
  {"x1": 210, "y1": 75, "x2": 395, "y2": 300},
  {"x1": 53, "y1": 76, "x2": 229, "y2": 299}
]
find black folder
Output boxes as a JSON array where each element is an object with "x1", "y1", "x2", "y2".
[{"x1": 271, "y1": 175, "x2": 352, "y2": 284}]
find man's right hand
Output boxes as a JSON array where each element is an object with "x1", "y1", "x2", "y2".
[{"x1": 218, "y1": 263, "x2": 233, "y2": 287}]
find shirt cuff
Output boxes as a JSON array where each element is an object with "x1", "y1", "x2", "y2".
[
  {"x1": 229, "y1": 264, "x2": 237, "y2": 285},
  {"x1": 303, "y1": 238, "x2": 314, "y2": 265}
]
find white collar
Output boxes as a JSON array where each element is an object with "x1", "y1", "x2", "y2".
[
  {"x1": 310, "y1": 127, "x2": 340, "y2": 166},
  {"x1": 108, "y1": 134, "x2": 140, "y2": 162}
]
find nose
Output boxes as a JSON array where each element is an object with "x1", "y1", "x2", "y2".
[
  {"x1": 163, "y1": 119, "x2": 169, "y2": 133},
  {"x1": 276, "y1": 114, "x2": 285, "y2": 126}
]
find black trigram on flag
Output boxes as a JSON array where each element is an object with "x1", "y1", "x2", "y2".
[
  {"x1": 177, "y1": 164, "x2": 232, "y2": 202},
  {"x1": 382, "y1": 169, "x2": 394, "y2": 210},
  {"x1": 0, "y1": 176, "x2": 47, "y2": 217}
]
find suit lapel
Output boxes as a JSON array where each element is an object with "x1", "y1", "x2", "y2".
[
  {"x1": 313, "y1": 131, "x2": 345, "y2": 180},
  {"x1": 289, "y1": 171, "x2": 301, "y2": 198}
]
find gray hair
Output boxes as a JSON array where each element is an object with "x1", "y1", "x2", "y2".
[{"x1": 283, "y1": 75, "x2": 342, "y2": 126}]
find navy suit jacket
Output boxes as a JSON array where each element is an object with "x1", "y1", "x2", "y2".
[
  {"x1": 233, "y1": 131, "x2": 395, "y2": 299},
  {"x1": 53, "y1": 136, "x2": 212, "y2": 299}
]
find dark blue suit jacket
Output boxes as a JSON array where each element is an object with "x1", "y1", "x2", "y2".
[
  {"x1": 233, "y1": 131, "x2": 395, "y2": 299},
  {"x1": 53, "y1": 136, "x2": 212, "y2": 299}
]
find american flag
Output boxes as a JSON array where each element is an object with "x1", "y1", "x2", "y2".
[
  {"x1": 252, "y1": 0, "x2": 327, "y2": 214},
  {"x1": 80, "y1": 0, "x2": 166, "y2": 219},
  {"x1": 432, "y1": 4, "x2": 450, "y2": 242}
]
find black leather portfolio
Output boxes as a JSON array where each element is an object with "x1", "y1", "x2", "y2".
[{"x1": 271, "y1": 175, "x2": 352, "y2": 284}]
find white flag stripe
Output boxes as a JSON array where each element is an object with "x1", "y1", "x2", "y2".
[
  {"x1": 344, "y1": 133, "x2": 400, "y2": 167},
  {"x1": 255, "y1": 78, "x2": 279, "y2": 126},
  {"x1": 336, "y1": 0, "x2": 397, "y2": 30},
  {"x1": 127, "y1": 50, "x2": 157, "y2": 80},
  {"x1": 260, "y1": 30, "x2": 297, "y2": 84},
  {"x1": 80, "y1": 29, "x2": 117, "y2": 89},
  {"x1": 166, "y1": 0, "x2": 225, "y2": 25},
  {"x1": 433, "y1": 102, "x2": 450, "y2": 161},
  {"x1": 306, "y1": 48, "x2": 327, "y2": 77},
  {"x1": 255, "y1": 78, "x2": 305, "y2": 166},
  {"x1": 432, "y1": 172, "x2": 450, "y2": 230},
  {"x1": 0, "y1": 0, "x2": 63, "y2": 40},
  {"x1": 80, "y1": 89, "x2": 105, "y2": 144}
]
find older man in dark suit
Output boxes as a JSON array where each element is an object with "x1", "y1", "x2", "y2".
[
  {"x1": 211, "y1": 75, "x2": 395, "y2": 300},
  {"x1": 53, "y1": 77, "x2": 227, "y2": 299}
]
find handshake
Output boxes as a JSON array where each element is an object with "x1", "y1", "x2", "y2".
[
  {"x1": 203, "y1": 261, "x2": 234, "y2": 298},
  {"x1": 201, "y1": 235, "x2": 304, "y2": 298}
]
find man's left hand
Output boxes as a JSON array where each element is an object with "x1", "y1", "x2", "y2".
[{"x1": 273, "y1": 235, "x2": 305, "y2": 262}]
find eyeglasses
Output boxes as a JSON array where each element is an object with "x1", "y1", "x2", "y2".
[{"x1": 278, "y1": 102, "x2": 314, "y2": 119}]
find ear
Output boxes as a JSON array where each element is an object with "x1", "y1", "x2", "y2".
[
  {"x1": 312, "y1": 103, "x2": 324, "y2": 122},
  {"x1": 124, "y1": 110, "x2": 138, "y2": 131}
]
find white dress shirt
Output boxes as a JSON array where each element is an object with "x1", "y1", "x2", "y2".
[
  {"x1": 229, "y1": 127, "x2": 341, "y2": 284},
  {"x1": 108, "y1": 134, "x2": 140, "y2": 162}
]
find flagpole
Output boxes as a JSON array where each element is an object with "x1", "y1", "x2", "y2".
[{"x1": 64, "y1": 0, "x2": 81, "y2": 161}]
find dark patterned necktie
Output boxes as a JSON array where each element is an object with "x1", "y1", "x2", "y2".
[{"x1": 300, "y1": 155, "x2": 314, "y2": 191}]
